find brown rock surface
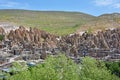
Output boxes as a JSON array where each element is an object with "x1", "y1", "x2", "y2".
[{"x1": 0, "y1": 27, "x2": 5, "y2": 35}]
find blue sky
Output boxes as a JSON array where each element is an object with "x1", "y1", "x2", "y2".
[{"x1": 0, "y1": 0, "x2": 120, "y2": 16}]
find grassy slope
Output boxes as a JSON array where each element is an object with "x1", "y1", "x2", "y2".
[
  {"x1": 77, "y1": 13, "x2": 120, "y2": 33},
  {"x1": 0, "y1": 9, "x2": 96, "y2": 35},
  {"x1": 0, "y1": 9, "x2": 120, "y2": 35}
]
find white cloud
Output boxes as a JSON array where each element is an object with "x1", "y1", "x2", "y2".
[
  {"x1": 94, "y1": 0, "x2": 120, "y2": 8},
  {"x1": 0, "y1": 2, "x2": 19, "y2": 7},
  {"x1": 113, "y1": 3, "x2": 120, "y2": 8},
  {"x1": 0, "y1": 0, "x2": 29, "y2": 9},
  {"x1": 94, "y1": 0, "x2": 114, "y2": 6}
]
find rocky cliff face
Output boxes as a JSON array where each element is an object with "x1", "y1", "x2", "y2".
[
  {"x1": 6, "y1": 26, "x2": 120, "y2": 51},
  {"x1": 59, "y1": 28, "x2": 120, "y2": 58},
  {"x1": 7, "y1": 26, "x2": 58, "y2": 48},
  {"x1": 0, "y1": 27, "x2": 5, "y2": 35},
  {"x1": 1, "y1": 26, "x2": 120, "y2": 59}
]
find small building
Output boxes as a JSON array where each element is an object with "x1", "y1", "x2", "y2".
[
  {"x1": 27, "y1": 62, "x2": 36, "y2": 67},
  {"x1": 0, "y1": 42, "x2": 6, "y2": 49},
  {"x1": 2, "y1": 68, "x2": 10, "y2": 73},
  {"x1": 11, "y1": 45, "x2": 21, "y2": 55}
]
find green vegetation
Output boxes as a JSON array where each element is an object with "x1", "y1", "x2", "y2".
[
  {"x1": 0, "y1": 9, "x2": 96, "y2": 35},
  {"x1": 0, "y1": 9, "x2": 120, "y2": 35},
  {"x1": 2, "y1": 54, "x2": 118, "y2": 80},
  {"x1": 87, "y1": 27, "x2": 93, "y2": 34},
  {"x1": 0, "y1": 35, "x2": 4, "y2": 41},
  {"x1": 105, "y1": 61, "x2": 120, "y2": 77}
]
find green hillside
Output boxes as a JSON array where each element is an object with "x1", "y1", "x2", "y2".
[
  {"x1": 0, "y1": 9, "x2": 96, "y2": 35},
  {"x1": 77, "y1": 13, "x2": 120, "y2": 33},
  {"x1": 0, "y1": 9, "x2": 120, "y2": 35}
]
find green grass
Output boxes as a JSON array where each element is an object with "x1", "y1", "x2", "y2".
[
  {"x1": 0, "y1": 9, "x2": 120, "y2": 35},
  {"x1": 0, "y1": 9, "x2": 96, "y2": 35}
]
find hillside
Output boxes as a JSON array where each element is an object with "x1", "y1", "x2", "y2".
[
  {"x1": 0, "y1": 9, "x2": 96, "y2": 35},
  {"x1": 0, "y1": 9, "x2": 120, "y2": 35},
  {"x1": 77, "y1": 13, "x2": 120, "y2": 33}
]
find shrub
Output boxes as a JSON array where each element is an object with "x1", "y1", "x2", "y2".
[
  {"x1": 105, "y1": 61, "x2": 120, "y2": 77},
  {"x1": 0, "y1": 35, "x2": 4, "y2": 41},
  {"x1": 8, "y1": 55, "x2": 119, "y2": 80}
]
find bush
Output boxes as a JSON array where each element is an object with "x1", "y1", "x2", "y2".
[
  {"x1": 80, "y1": 57, "x2": 119, "y2": 80},
  {"x1": 0, "y1": 35, "x2": 4, "y2": 41},
  {"x1": 8, "y1": 55, "x2": 119, "y2": 80},
  {"x1": 105, "y1": 61, "x2": 120, "y2": 77}
]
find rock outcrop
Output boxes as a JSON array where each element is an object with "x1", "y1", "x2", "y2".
[
  {"x1": 7, "y1": 26, "x2": 58, "y2": 49},
  {"x1": 0, "y1": 27, "x2": 5, "y2": 35},
  {"x1": 1, "y1": 26, "x2": 120, "y2": 59}
]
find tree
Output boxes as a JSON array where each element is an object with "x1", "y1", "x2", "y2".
[
  {"x1": 8, "y1": 54, "x2": 119, "y2": 80},
  {"x1": 105, "y1": 61, "x2": 120, "y2": 77}
]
